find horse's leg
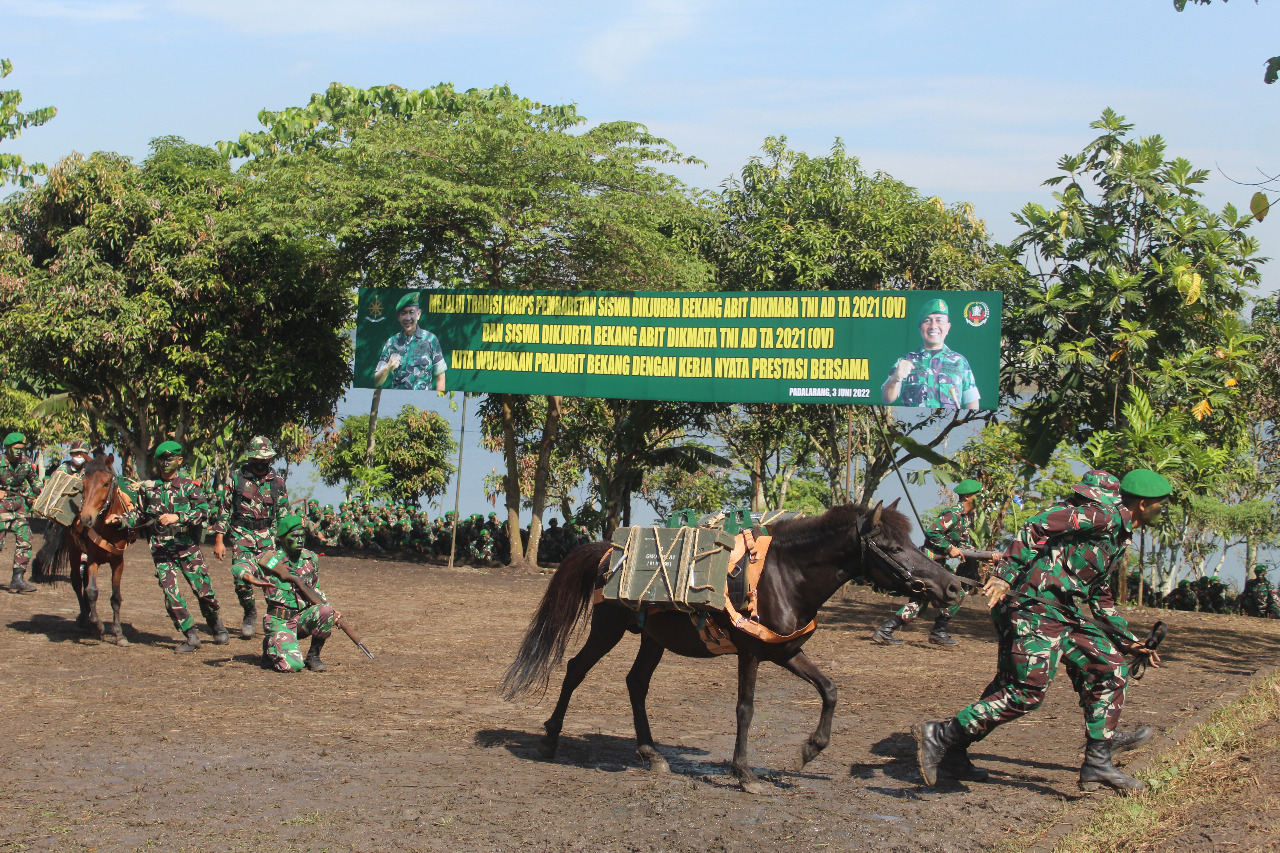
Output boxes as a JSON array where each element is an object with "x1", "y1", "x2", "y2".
[
  {"x1": 731, "y1": 652, "x2": 766, "y2": 794},
  {"x1": 85, "y1": 560, "x2": 105, "y2": 638},
  {"x1": 777, "y1": 651, "x2": 837, "y2": 771},
  {"x1": 626, "y1": 633, "x2": 668, "y2": 772},
  {"x1": 541, "y1": 606, "x2": 629, "y2": 761},
  {"x1": 109, "y1": 557, "x2": 128, "y2": 647},
  {"x1": 69, "y1": 551, "x2": 90, "y2": 628}
]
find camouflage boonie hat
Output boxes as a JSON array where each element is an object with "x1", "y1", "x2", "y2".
[
  {"x1": 1071, "y1": 469, "x2": 1121, "y2": 505},
  {"x1": 67, "y1": 439, "x2": 90, "y2": 454},
  {"x1": 246, "y1": 436, "x2": 276, "y2": 461}
]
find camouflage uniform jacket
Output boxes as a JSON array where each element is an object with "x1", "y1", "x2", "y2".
[
  {"x1": 122, "y1": 475, "x2": 211, "y2": 552},
  {"x1": 0, "y1": 457, "x2": 41, "y2": 513},
  {"x1": 55, "y1": 460, "x2": 85, "y2": 477},
  {"x1": 995, "y1": 499, "x2": 1137, "y2": 644},
  {"x1": 212, "y1": 467, "x2": 289, "y2": 537},
  {"x1": 887, "y1": 344, "x2": 979, "y2": 409},
  {"x1": 921, "y1": 505, "x2": 975, "y2": 560},
  {"x1": 258, "y1": 548, "x2": 327, "y2": 612},
  {"x1": 1242, "y1": 578, "x2": 1280, "y2": 617},
  {"x1": 377, "y1": 329, "x2": 445, "y2": 390}
]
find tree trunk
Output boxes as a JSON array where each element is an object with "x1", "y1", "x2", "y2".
[
  {"x1": 524, "y1": 395, "x2": 561, "y2": 569},
  {"x1": 751, "y1": 456, "x2": 765, "y2": 511},
  {"x1": 500, "y1": 394, "x2": 527, "y2": 566},
  {"x1": 365, "y1": 389, "x2": 382, "y2": 466}
]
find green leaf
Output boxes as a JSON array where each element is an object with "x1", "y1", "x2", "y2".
[{"x1": 1251, "y1": 191, "x2": 1269, "y2": 223}]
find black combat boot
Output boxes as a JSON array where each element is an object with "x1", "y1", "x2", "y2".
[
  {"x1": 912, "y1": 719, "x2": 968, "y2": 786},
  {"x1": 928, "y1": 613, "x2": 959, "y2": 646},
  {"x1": 208, "y1": 615, "x2": 230, "y2": 645},
  {"x1": 1109, "y1": 725, "x2": 1155, "y2": 755},
  {"x1": 240, "y1": 605, "x2": 257, "y2": 640},
  {"x1": 872, "y1": 615, "x2": 906, "y2": 645},
  {"x1": 1079, "y1": 737, "x2": 1145, "y2": 793},
  {"x1": 7, "y1": 568, "x2": 36, "y2": 594},
  {"x1": 304, "y1": 637, "x2": 327, "y2": 673},
  {"x1": 174, "y1": 627, "x2": 202, "y2": 653}
]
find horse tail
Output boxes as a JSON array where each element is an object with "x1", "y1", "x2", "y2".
[
  {"x1": 31, "y1": 522, "x2": 74, "y2": 584},
  {"x1": 501, "y1": 541, "x2": 611, "y2": 700}
]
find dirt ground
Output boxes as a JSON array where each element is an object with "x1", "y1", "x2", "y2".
[{"x1": 0, "y1": 539, "x2": 1277, "y2": 853}]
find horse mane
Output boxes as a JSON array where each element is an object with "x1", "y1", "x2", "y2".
[
  {"x1": 768, "y1": 502, "x2": 913, "y2": 549},
  {"x1": 82, "y1": 455, "x2": 114, "y2": 477}
]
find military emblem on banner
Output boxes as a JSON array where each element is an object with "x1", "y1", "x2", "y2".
[{"x1": 963, "y1": 301, "x2": 990, "y2": 327}]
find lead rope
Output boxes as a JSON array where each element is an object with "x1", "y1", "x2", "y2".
[{"x1": 870, "y1": 405, "x2": 926, "y2": 532}]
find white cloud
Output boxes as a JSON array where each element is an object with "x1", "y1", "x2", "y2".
[
  {"x1": 0, "y1": 0, "x2": 145, "y2": 21},
  {"x1": 582, "y1": 0, "x2": 709, "y2": 83}
]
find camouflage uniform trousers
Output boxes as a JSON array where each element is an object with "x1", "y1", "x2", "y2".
[
  {"x1": 228, "y1": 528, "x2": 274, "y2": 613},
  {"x1": 152, "y1": 545, "x2": 220, "y2": 633},
  {"x1": 894, "y1": 558, "x2": 974, "y2": 623},
  {"x1": 263, "y1": 603, "x2": 337, "y2": 673},
  {"x1": 957, "y1": 607, "x2": 1128, "y2": 742},
  {"x1": 0, "y1": 514, "x2": 32, "y2": 572}
]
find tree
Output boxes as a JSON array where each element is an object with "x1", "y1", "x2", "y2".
[
  {"x1": 1173, "y1": 1, "x2": 1280, "y2": 84},
  {"x1": 640, "y1": 448, "x2": 734, "y2": 518},
  {"x1": 706, "y1": 136, "x2": 1025, "y2": 503},
  {"x1": 313, "y1": 405, "x2": 456, "y2": 505},
  {"x1": 0, "y1": 59, "x2": 56, "y2": 188},
  {"x1": 1006, "y1": 110, "x2": 1265, "y2": 468},
  {"x1": 0, "y1": 138, "x2": 352, "y2": 476}
]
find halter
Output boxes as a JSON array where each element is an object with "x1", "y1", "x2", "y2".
[{"x1": 855, "y1": 519, "x2": 929, "y2": 595}]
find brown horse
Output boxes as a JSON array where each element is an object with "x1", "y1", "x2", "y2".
[
  {"x1": 32, "y1": 455, "x2": 135, "y2": 645},
  {"x1": 502, "y1": 501, "x2": 967, "y2": 793}
]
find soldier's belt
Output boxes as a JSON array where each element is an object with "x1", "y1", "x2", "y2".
[
  {"x1": 266, "y1": 603, "x2": 301, "y2": 617},
  {"x1": 231, "y1": 517, "x2": 272, "y2": 531}
]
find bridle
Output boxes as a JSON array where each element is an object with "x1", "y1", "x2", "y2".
[{"x1": 81, "y1": 469, "x2": 117, "y2": 532}]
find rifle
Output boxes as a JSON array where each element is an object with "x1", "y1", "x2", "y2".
[{"x1": 258, "y1": 558, "x2": 375, "y2": 660}]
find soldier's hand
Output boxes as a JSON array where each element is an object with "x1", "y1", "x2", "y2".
[
  {"x1": 948, "y1": 544, "x2": 963, "y2": 559},
  {"x1": 981, "y1": 577, "x2": 1010, "y2": 608},
  {"x1": 893, "y1": 359, "x2": 914, "y2": 381},
  {"x1": 104, "y1": 513, "x2": 123, "y2": 526},
  {"x1": 213, "y1": 536, "x2": 225, "y2": 561},
  {"x1": 1125, "y1": 642, "x2": 1162, "y2": 668},
  {"x1": 388, "y1": 354, "x2": 402, "y2": 370},
  {"x1": 158, "y1": 513, "x2": 179, "y2": 526}
]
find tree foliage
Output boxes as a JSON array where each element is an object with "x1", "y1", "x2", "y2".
[
  {"x1": 0, "y1": 59, "x2": 56, "y2": 188},
  {"x1": 0, "y1": 138, "x2": 352, "y2": 476},
  {"x1": 1006, "y1": 110, "x2": 1265, "y2": 466},
  {"x1": 313, "y1": 405, "x2": 456, "y2": 505}
]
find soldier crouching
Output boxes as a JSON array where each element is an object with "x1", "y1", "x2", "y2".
[{"x1": 246, "y1": 515, "x2": 336, "y2": 673}]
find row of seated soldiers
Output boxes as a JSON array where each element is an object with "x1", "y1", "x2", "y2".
[
  {"x1": 300, "y1": 500, "x2": 592, "y2": 565},
  {"x1": 1161, "y1": 565, "x2": 1280, "y2": 616}
]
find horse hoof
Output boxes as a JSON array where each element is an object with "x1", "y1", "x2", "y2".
[
  {"x1": 638, "y1": 749, "x2": 670, "y2": 773},
  {"x1": 538, "y1": 742, "x2": 558, "y2": 761},
  {"x1": 739, "y1": 779, "x2": 768, "y2": 795},
  {"x1": 116, "y1": 638, "x2": 130, "y2": 648}
]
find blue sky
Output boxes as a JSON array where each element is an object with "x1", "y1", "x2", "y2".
[{"x1": 4, "y1": 1, "x2": 1278, "y2": 576}]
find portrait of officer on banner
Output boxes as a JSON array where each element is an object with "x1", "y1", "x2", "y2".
[
  {"x1": 880, "y1": 297, "x2": 980, "y2": 411},
  {"x1": 374, "y1": 292, "x2": 447, "y2": 392}
]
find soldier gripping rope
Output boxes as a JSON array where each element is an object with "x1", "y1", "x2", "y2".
[
  {"x1": 913, "y1": 469, "x2": 1171, "y2": 794},
  {"x1": 212, "y1": 437, "x2": 289, "y2": 639},
  {"x1": 108, "y1": 441, "x2": 228, "y2": 652},
  {"x1": 0, "y1": 432, "x2": 40, "y2": 594},
  {"x1": 872, "y1": 477, "x2": 986, "y2": 647}
]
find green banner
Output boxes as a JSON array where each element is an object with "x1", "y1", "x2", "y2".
[{"x1": 355, "y1": 288, "x2": 1002, "y2": 409}]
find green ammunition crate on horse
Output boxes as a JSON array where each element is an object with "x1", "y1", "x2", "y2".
[
  {"x1": 600, "y1": 525, "x2": 737, "y2": 612},
  {"x1": 31, "y1": 469, "x2": 83, "y2": 528}
]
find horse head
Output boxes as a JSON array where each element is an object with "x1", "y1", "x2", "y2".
[
  {"x1": 77, "y1": 454, "x2": 118, "y2": 532},
  {"x1": 857, "y1": 500, "x2": 966, "y2": 606}
]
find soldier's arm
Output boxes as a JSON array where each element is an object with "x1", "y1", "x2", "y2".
[{"x1": 179, "y1": 482, "x2": 211, "y2": 528}]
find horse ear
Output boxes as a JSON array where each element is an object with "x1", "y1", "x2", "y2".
[
  {"x1": 888, "y1": 498, "x2": 901, "y2": 511},
  {"x1": 869, "y1": 500, "x2": 884, "y2": 528},
  {"x1": 107, "y1": 453, "x2": 115, "y2": 465}
]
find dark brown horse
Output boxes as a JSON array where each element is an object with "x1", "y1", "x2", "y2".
[
  {"x1": 503, "y1": 501, "x2": 966, "y2": 793},
  {"x1": 32, "y1": 455, "x2": 135, "y2": 645}
]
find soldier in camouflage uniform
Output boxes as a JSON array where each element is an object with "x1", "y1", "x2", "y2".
[
  {"x1": 1240, "y1": 565, "x2": 1280, "y2": 618},
  {"x1": 373, "y1": 292, "x2": 447, "y2": 392},
  {"x1": 1165, "y1": 579, "x2": 1198, "y2": 611},
  {"x1": 246, "y1": 515, "x2": 337, "y2": 673},
  {"x1": 0, "y1": 433, "x2": 40, "y2": 593},
  {"x1": 212, "y1": 437, "x2": 289, "y2": 639},
  {"x1": 56, "y1": 439, "x2": 91, "y2": 476},
  {"x1": 873, "y1": 478, "x2": 985, "y2": 647},
  {"x1": 914, "y1": 469, "x2": 1170, "y2": 794},
  {"x1": 880, "y1": 298, "x2": 980, "y2": 410},
  {"x1": 109, "y1": 441, "x2": 228, "y2": 652}
]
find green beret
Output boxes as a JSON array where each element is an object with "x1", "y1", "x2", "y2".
[
  {"x1": 396, "y1": 291, "x2": 420, "y2": 312},
  {"x1": 917, "y1": 298, "x2": 949, "y2": 324},
  {"x1": 1255, "y1": 565, "x2": 1268, "y2": 575},
  {"x1": 154, "y1": 440, "x2": 184, "y2": 458},
  {"x1": 1119, "y1": 469, "x2": 1172, "y2": 500},
  {"x1": 3, "y1": 432, "x2": 26, "y2": 447},
  {"x1": 276, "y1": 515, "x2": 305, "y2": 538},
  {"x1": 954, "y1": 479, "x2": 983, "y2": 496}
]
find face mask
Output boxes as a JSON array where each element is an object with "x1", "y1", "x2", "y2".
[
  {"x1": 250, "y1": 461, "x2": 270, "y2": 475},
  {"x1": 70, "y1": 454, "x2": 87, "y2": 469}
]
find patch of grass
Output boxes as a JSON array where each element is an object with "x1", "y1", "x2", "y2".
[
  {"x1": 280, "y1": 812, "x2": 327, "y2": 826},
  {"x1": 1050, "y1": 675, "x2": 1280, "y2": 853}
]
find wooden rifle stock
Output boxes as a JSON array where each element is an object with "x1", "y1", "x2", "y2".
[{"x1": 259, "y1": 560, "x2": 374, "y2": 659}]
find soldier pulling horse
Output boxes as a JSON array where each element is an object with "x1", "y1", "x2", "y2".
[
  {"x1": 503, "y1": 500, "x2": 967, "y2": 793},
  {"x1": 33, "y1": 454, "x2": 136, "y2": 645}
]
